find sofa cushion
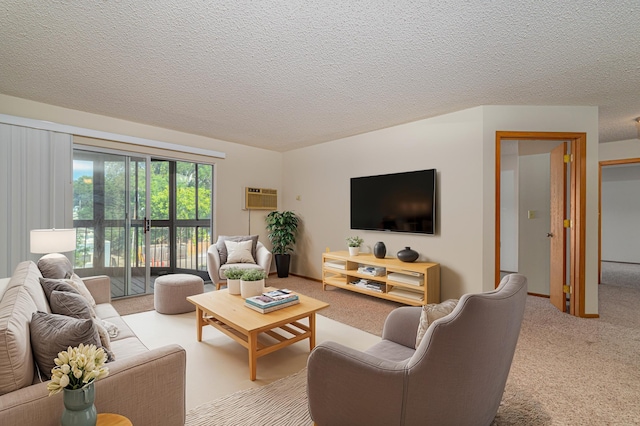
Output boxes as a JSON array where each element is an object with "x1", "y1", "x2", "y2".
[
  {"x1": 49, "y1": 291, "x2": 93, "y2": 320},
  {"x1": 215, "y1": 235, "x2": 258, "y2": 265},
  {"x1": 7, "y1": 262, "x2": 49, "y2": 313},
  {"x1": 415, "y1": 299, "x2": 459, "y2": 348},
  {"x1": 30, "y1": 312, "x2": 101, "y2": 380},
  {"x1": 0, "y1": 286, "x2": 38, "y2": 395}
]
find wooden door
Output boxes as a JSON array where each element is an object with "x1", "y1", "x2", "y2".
[{"x1": 549, "y1": 143, "x2": 567, "y2": 311}]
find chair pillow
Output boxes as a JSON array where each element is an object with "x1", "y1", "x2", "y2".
[
  {"x1": 30, "y1": 311, "x2": 101, "y2": 379},
  {"x1": 215, "y1": 235, "x2": 258, "y2": 264},
  {"x1": 225, "y1": 240, "x2": 256, "y2": 264},
  {"x1": 415, "y1": 299, "x2": 459, "y2": 348}
]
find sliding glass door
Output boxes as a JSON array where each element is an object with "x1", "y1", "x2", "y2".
[
  {"x1": 73, "y1": 151, "x2": 151, "y2": 297},
  {"x1": 73, "y1": 148, "x2": 213, "y2": 298}
]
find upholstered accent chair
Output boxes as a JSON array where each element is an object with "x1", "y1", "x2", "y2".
[
  {"x1": 307, "y1": 273, "x2": 528, "y2": 426},
  {"x1": 206, "y1": 235, "x2": 272, "y2": 290}
]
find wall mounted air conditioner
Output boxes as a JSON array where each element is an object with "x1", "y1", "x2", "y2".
[{"x1": 244, "y1": 187, "x2": 277, "y2": 210}]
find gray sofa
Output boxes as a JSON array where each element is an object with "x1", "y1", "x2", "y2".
[{"x1": 0, "y1": 260, "x2": 186, "y2": 425}]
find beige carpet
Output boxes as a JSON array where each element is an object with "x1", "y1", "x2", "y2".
[
  {"x1": 183, "y1": 280, "x2": 640, "y2": 425},
  {"x1": 111, "y1": 275, "x2": 399, "y2": 336}
]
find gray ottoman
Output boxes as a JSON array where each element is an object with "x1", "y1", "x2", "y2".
[{"x1": 154, "y1": 274, "x2": 204, "y2": 314}]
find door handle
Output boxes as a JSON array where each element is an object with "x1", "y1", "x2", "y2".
[{"x1": 547, "y1": 232, "x2": 554, "y2": 238}]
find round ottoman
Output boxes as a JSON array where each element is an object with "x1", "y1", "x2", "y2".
[{"x1": 154, "y1": 274, "x2": 204, "y2": 314}]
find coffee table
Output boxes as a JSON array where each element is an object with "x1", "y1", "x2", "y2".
[{"x1": 186, "y1": 288, "x2": 329, "y2": 380}]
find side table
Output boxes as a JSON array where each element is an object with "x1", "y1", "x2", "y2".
[{"x1": 97, "y1": 413, "x2": 133, "y2": 426}]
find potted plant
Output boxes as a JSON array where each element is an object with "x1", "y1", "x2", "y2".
[
  {"x1": 265, "y1": 210, "x2": 300, "y2": 278},
  {"x1": 346, "y1": 236, "x2": 364, "y2": 256},
  {"x1": 240, "y1": 269, "x2": 267, "y2": 298},
  {"x1": 224, "y1": 267, "x2": 246, "y2": 295}
]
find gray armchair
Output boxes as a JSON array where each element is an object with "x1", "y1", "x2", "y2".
[
  {"x1": 307, "y1": 273, "x2": 528, "y2": 426},
  {"x1": 206, "y1": 239, "x2": 272, "y2": 290}
]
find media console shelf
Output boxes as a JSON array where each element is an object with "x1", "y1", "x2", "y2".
[{"x1": 322, "y1": 251, "x2": 440, "y2": 306}]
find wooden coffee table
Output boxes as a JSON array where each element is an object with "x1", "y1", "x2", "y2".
[{"x1": 187, "y1": 288, "x2": 329, "y2": 380}]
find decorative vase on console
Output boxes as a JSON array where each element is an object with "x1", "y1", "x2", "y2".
[
  {"x1": 397, "y1": 247, "x2": 419, "y2": 262},
  {"x1": 373, "y1": 242, "x2": 386, "y2": 259}
]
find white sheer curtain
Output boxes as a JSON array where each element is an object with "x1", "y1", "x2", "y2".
[{"x1": 0, "y1": 123, "x2": 73, "y2": 277}]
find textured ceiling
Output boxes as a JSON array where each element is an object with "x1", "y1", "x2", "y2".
[{"x1": 1, "y1": 1, "x2": 639, "y2": 152}]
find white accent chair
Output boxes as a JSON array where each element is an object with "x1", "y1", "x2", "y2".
[{"x1": 206, "y1": 237, "x2": 272, "y2": 290}]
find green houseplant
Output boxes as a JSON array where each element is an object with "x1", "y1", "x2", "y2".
[
  {"x1": 346, "y1": 236, "x2": 364, "y2": 256},
  {"x1": 223, "y1": 267, "x2": 247, "y2": 295},
  {"x1": 265, "y1": 211, "x2": 300, "y2": 278},
  {"x1": 240, "y1": 269, "x2": 267, "y2": 298}
]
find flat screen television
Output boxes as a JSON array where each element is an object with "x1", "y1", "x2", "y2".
[{"x1": 350, "y1": 169, "x2": 436, "y2": 235}]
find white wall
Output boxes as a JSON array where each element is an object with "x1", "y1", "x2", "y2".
[
  {"x1": 601, "y1": 165, "x2": 640, "y2": 263},
  {"x1": 283, "y1": 108, "x2": 484, "y2": 300},
  {"x1": 500, "y1": 140, "x2": 519, "y2": 272},
  {"x1": 517, "y1": 154, "x2": 551, "y2": 295},
  {"x1": 0, "y1": 94, "x2": 283, "y2": 248},
  {"x1": 599, "y1": 139, "x2": 640, "y2": 161},
  {"x1": 283, "y1": 105, "x2": 599, "y2": 311}
]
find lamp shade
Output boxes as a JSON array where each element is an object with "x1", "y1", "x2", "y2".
[{"x1": 30, "y1": 229, "x2": 77, "y2": 254}]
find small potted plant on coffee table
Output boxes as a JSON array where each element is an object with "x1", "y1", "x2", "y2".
[
  {"x1": 240, "y1": 269, "x2": 267, "y2": 298},
  {"x1": 224, "y1": 267, "x2": 246, "y2": 295},
  {"x1": 346, "y1": 236, "x2": 364, "y2": 256}
]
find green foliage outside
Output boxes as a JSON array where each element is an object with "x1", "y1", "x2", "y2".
[{"x1": 73, "y1": 158, "x2": 212, "y2": 268}]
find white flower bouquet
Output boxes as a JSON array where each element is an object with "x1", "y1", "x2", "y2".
[{"x1": 47, "y1": 343, "x2": 110, "y2": 396}]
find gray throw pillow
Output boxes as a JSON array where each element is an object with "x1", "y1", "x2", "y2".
[
  {"x1": 37, "y1": 253, "x2": 74, "y2": 279},
  {"x1": 30, "y1": 311, "x2": 101, "y2": 379},
  {"x1": 39, "y1": 277, "x2": 80, "y2": 301},
  {"x1": 49, "y1": 290, "x2": 93, "y2": 320},
  {"x1": 215, "y1": 235, "x2": 258, "y2": 265},
  {"x1": 415, "y1": 299, "x2": 459, "y2": 349}
]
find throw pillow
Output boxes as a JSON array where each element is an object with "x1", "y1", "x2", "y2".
[
  {"x1": 215, "y1": 235, "x2": 258, "y2": 265},
  {"x1": 30, "y1": 311, "x2": 101, "y2": 379},
  {"x1": 37, "y1": 253, "x2": 74, "y2": 279},
  {"x1": 49, "y1": 290, "x2": 93, "y2": 320},
  {"x1": 415, "y1": 299, "x2": 459, "y2": 349},
  {"x1": 65, "y1": 273, "x2": 97, "y2": 308},
  {"x1": 39, "y1": 277, "x2": 80, "y2": 301},
  {"x1": 225, "y1": 240, "x2": 256, "y2": 264}
]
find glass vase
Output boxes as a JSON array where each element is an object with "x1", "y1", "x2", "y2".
[{"x1": 61, "y1": 382, "x2": 97, "y2": 426}]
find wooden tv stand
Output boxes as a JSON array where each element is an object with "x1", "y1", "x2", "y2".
[{"x1": 322, "y1": 251, "x2": 440, "y2": 306}]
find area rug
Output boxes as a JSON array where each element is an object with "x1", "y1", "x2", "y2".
[
  {"x1": 185, "y1": 369, "x2": 312, "y2": 426},
  {"x1": 184, "y1": 368, "x2": 548, "y2": 426}
]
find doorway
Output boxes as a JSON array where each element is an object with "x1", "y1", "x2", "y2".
[
  {"x1": 599, "y1": 158, "x2": 640, "y2": 288},
  {"x1": 495, "y1": 131, "x2": 588, "y2": 317}
]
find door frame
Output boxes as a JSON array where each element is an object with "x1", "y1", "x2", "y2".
[
  {"x1": 495, "y1": 131, "x2": 588, "y2": 317},
  {"x1": 598, "y1": 157, "x2": 640, "y2": 281}
]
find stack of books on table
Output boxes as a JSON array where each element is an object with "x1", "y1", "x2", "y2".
[{"x1": 245, "y1": 289, "x2": 300, "y2": 313}]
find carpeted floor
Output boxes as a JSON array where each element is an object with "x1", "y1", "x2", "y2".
[
  {"x1": 601, "y1": 261, "x2": 640, "y2": 289},
  {"x1": 112, "y1": 275, "x2": 399, "y2": 336},
  {"x1": 183, "y1": 280, "x2": 640, "y2": 425}
]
